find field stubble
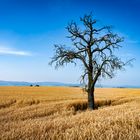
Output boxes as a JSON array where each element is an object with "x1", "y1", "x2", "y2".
[{"x1": 0, "y1": 87, "x2": 140, "y2": 140}]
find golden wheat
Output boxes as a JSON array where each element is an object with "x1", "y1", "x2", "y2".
[{"x1": 0, "y1": 86, "x2": 140, "y2": 140}]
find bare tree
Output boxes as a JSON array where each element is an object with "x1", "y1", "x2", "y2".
[{"x1": 50, "y1": 14, "x2": 132, "y2": 110}]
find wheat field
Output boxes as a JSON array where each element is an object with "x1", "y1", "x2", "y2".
[{"x1": 0, "y1": 86, "x2": 140, "y2": 140}]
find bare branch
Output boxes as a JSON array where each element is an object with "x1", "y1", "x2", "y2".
[
  {"x1": 50, "y1": 13, "x2": 133, "y2": 103},
  {"x1": 50, "y1": 45, "x2": 89, "y2": 70},
  {"x1": 66, "y1": 21, "x2": 89, "y2": 44}
]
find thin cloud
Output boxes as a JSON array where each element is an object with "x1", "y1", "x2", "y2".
[
  {"x1": 115, "y1": 30, "x2": 140, "y2": 45},
  {"x1": 0, "y1": 46, "x2": 32, "y2": 56},
  {"x1": 126, "y1": 40, "x2": 140, "y2": 44},
  {"x1": 120, "y1": 53, "x2": 134, "y2": 58}
]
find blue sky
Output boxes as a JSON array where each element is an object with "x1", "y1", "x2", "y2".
[{"x1": 0, "y1": 0, "x2": 140, "y2": 86}]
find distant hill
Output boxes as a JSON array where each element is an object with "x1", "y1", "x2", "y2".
[
  {"x1": 0, "y1": 80, "x2": 139, "y2": 88},
  {"x1": 0, "y1": 81, "x2": 30, "y2": 86},
  {"x1": 0, "y1": 80, "x2": 80, "y2": 87},
  {"x1": 115, "y1": 85, "x2": 140, "y2": 88},
  {"x1": 35, "y1": 82, "x2": 80, "y2": 87}
]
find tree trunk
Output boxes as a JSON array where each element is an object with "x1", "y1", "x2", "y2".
[
  {"x1": 88, "y1": 87, "x2": 95, "y2": 110},
  {"x1": 87, "y1": 47, "x2": 94, "y2": 109},
  {"x1": 87, "y1": 70, "x2": 95, "y2": 110}
]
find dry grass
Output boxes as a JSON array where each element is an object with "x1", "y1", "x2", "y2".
[{"x1": 0, "y1": 86, "x2": 140, "y2": 140}]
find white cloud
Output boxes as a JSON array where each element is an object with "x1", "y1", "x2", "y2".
[{"x1": 0, "y1": 46, "x2": 31, "y2": 56}]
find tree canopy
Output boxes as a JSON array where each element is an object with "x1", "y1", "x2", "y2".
[{"x1": 50, "y1": 13, "x2": 133, "y2": 109}]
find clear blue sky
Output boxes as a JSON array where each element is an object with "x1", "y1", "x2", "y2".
[{"x1": 0, "y1": 0, "x2": 140, "y2": 86}]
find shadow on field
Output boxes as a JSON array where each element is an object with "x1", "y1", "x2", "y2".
[
  {"x1": 66, "y1": 100, "x2": 111, "y2": 111},
  {"x1": 66, "y1": 98, "x2": 135, "y2": 112},
  {"x1": 0, "y1": 99, "x2": 17, "y2": 109}
]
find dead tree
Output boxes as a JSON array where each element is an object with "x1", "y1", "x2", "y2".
[{"x1": 50, "y1": 14, "x2": 133, "y2": 110}]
